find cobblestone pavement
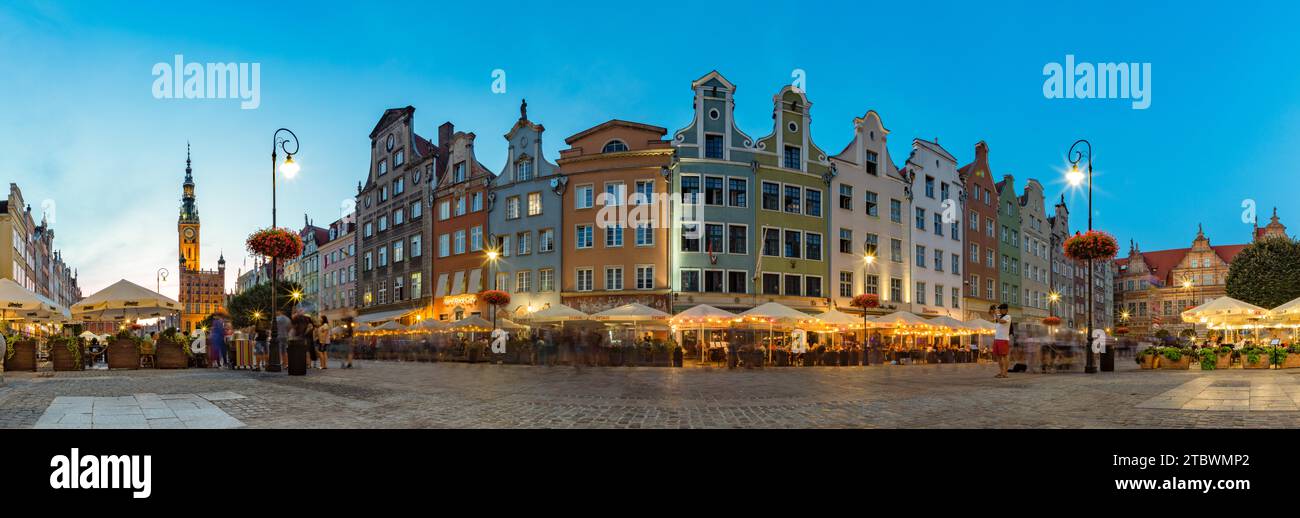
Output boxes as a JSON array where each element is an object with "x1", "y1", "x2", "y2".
[{"x1": 4, "y1": 362, "x2": 1300, "y2": 428}]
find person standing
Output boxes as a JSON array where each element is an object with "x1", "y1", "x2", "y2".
[
  {"x1": 276, "y1": 309, "x2": 291, "y2": 368},
  {"x1": 992, "y1": 304, "x2": 1012, "y2": 378},
  {"x1": 253, "y1": 325, "x2": 268, "y2": 371},
  {"x1": 315, "y1": 315, "x2": 332, "y2": 369}
]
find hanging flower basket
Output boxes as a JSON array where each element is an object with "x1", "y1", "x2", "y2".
[
  {"x1": 1114, "y1": 326, "x2": 1130, "y2": 335},
  {"x1": 246, "y1": 227, "x2": 304, "y2": 260},
  {"x1": 850, "y1": 293, "x2": 880, "y2": 309},
  {"x1": 480, "y1": 290, "x2": 511, "y2": 307},
  {"x1": 1042, "y1": 316, "x2": 1061, "y2": 326},
  {"x1": 1063, "y1": 230, "x2": 1119, "y2": 262}
]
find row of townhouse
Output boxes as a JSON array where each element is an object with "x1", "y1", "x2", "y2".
[{"x1": 343, "y1": 71, "x2": 1112, "y2": 333}]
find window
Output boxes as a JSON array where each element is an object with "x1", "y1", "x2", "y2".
[
  {"x1": 495, "y1": 272, "x2": 508, "y2": 291},
  {"x1": 704, "y1": 176, "x2": 724, "y2": 205},
  {"x1": 784, "y1": 274, "x2": 802, "y2": 296},
  {"x1": 864, "y1": 233, "x2": 878, "y2": 256},
  {"x1": 603, "y1": 140, "x2": 628, "y2": 153},
  {"x1": 891, "y1": 239, "x2": 903, "y2": 263},
  {"x1": 924, "y1": 176, "x2": 935, "y2": 198},
  {"x1": 704, "y1": 270, "x2": 724, "y2": 293},
  {"x1": 516, "y1": 159, "x2": 533, "y2": 181},
  {"x1": 394, "y1": 150, "x2": 404, "y2": 167},
  {"x1": 916, "y1": 282, "x2": 927, "y2": 305},
  {"x1": 728, "y1": 271, "x2": 747, "y2": 294},
  {"x1": 603, "y1": 182, "x2": 625, "y2": 207},
  {"x1": 411, "y1": 200, "x2": 422, "y2": 219},
  {"x1": 839, "y1": 185, "x2": 853, "y2": 210},
  {"x1": 761, "y1": 181, "x2": 780, "y2": 210},
  {"x1": 934, "y1": 249, "x2": 944, "y2": 272},
  {"x1": 865, "y1": 274, "x2": 879, "y2": 296},
  {"x1": 805, "y1": 189, "x2": 821, "y2": 217},
  {"x1": 576, "y1": 185, "x2": 594, "y2": 209},
  {"x1": 499, "y1": 235, "x2": 512, "y2": 257},
  {"x1": 636, "y1": 224, "x2": 653, "y2": 247},
  {"x1": 916, "y1": 245, "x2": 926, "y2": 268},
  {"x1": 805, "y1": 233, "x2": 822, "y2": 261},
  {"x1": 935, "y1": 285, "x2": 944, "y2": 307},
  {"x1": 516, "y1": 271, "x2": 532, "y2": 293},
  {"x1": 864, "y1": 191, "x2": 878, "y2": 217},
  {"x1": 605, "y1": 224, "x2": 623, "y2": 248},
  {"x1": 576, "y1": 225, "x2": 593, "y2": 249},
  {"x1": 728, "y1": 225, "x2": 746, "y2": 254},
  {"x1": 952, "y1": 254, "x2": 960, "y2": 275},
  {"x1": 865, "y1": 151, "x2": 878, "y2": 175},
  {"x1": 728, "y1": 178, "x2": 747, "y2": 207},
  {"x1": 681, "y1": 270, "x2": 700, "y2": 292},
  {"x1": 636, "y1": 266, "x2": 654, "y2": 290},
  {"x1": 634, "y1": 180, "x2": 654, "y2": 205},
  {"x1": 784, "y1": 185, "x2": 801, "y2": 214},
  {"x1": 455, "y1": 196, "x2": 466, "y2": 216},
  {"x1": 378, "y1": 216, "x2": 388, "y2": 232},
  {"x1": 393, "y1": 178, "x2": 405, "y2": 195},
  {"x1": 517, "y1": 231, "x2": 532, "y2": 255},
  {"x1": 705, "y1": 134, "x2": 724, "y2": 159},
  {"x1": 453, "y1": 161, "x2": 466, "y2": 183},
  {"x1": 970, "y1": 211, "x2": 979, "y2": 230},
  {"x1": 940, "y1": 182, "x2": 949, "y2": 201},
  {"x1": 680, "y1": 223, "x2": 700, "y2": 252},
  {"x1": 438, "y1": 234, "x2": 449, "y2": 257},
  {"x1": 378, "y1": 159, "x2": 387, "y2": 176},
  {"x1": 784, "y1": 230, "x2": 802, "y2": 259},
  {"x1": 393, "y1": 240, "x2": 404, "y2": 262},
  {"x1": 890, "y1": 199, "x2": 902, "y2": 223},
  {"x1": 839, "y1": 228, "x2": 852, "y2": 254},
  {"x1": 703, "y1": 224, "x2": 724, "y2": 254},
  {"x1": 577, "y1": 268, "x2": 593, "y2": 291},
  {"x1": 763, "y1": 228, "x2": 780, "y2": 256},
  {"x1": 411, "y1": 234, "x2": 422, "y2": 257},
  {"x1": 805, "y1": 276, "x2": 822, "y2": 298},
  {"x1": 840, "y1": 271, "x2": 853, "y2": 297},
  {"x1": 453, "y1": 230, "x2": 466, "y2": 254},
  {"x1": 470, "y1": 226, "x2": 483, "y2": 251},
  {"x1": 526, "y1": 192, "x2": 542, "y2": 216},
  {"x1": 504, "y1": 195, "x2": 520, "y2": 217},
  {"x1": 393, "y1": 208, "x2": 404, "y2": 226},
  {"x1": 540, "y1": 229, "x2": 555, "y2": 252},
  {"x1": 411, "y1": 273, "x2": 422, "y2": 299},
  {"x1": 363, "y1": 251, "x2": 373, "y2": 270},
  {"x1": 783, "y1": 146, "x2": 801, "y2": 169},
  {"x1": 539, "y1": 269, "x2": 554, "y2": 292},
  {"x1": 970, "y1": 244, "x2": 979, "y2": 262},
  {"x1": 472, "y1": 192, "x2": 483, "y2": 212},
  {"x1": 916, "y1": 208, "x2": 926, "y2": 230},
  {"x1": 378, "y1": 246, "x2": 388, "y2": 267},
  {"x1": 680, "y1": 175, "x2": 700, "y2": 204},
  {"x1": 438, "y1": 201, "x2": 450, "y2": 220},
  {"x1": 763, "y1": 273, "x2": 781, "y2": 295},
  {"x1": 987, "y1": 278, "x2": 995, "y2": 300}
]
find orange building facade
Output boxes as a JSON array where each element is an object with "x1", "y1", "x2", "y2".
[{"x1": 431, "y1": 131, "x2": 494, "y2": 321}]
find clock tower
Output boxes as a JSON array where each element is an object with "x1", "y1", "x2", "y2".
[{"x1": 179, "y1": 144, "x2": 200, "y2": 272}]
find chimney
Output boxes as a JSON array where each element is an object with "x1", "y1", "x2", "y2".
[{"x1": 437, "y1": 121, "x2": 455, "y2": 181}]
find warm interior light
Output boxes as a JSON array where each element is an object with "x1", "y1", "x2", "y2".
[
  {"x1": 282, "y1": 155, "x2": 300, "y2": 178},
  {"x1": 1066, "y1": 164, "x2": 1084, "y2": 186}
]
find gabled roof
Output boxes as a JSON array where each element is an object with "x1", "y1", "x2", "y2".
[
  {"x1": 564, "y1": 119, "x2": 667, "y2": 145},
  {"x1": 1121, "y1": 244, "x2": 1249, "y2": 285},
  {"x1": 369, "y1": 106, "x2": 414, "y2": 139},
  {"x1": 911, "y1": 138, "x2": 958, "y2": 165}
]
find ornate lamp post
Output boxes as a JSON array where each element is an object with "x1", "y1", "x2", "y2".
[
  {"x1": 1066, "y1": 139, "x2": 1098, "y2": 373},
  {"x1": 156, "y1": 268, "x2": 169, "y2": 331},
  {"x1": 268, "y1": 128, "x2": 300, "y2": 373}
]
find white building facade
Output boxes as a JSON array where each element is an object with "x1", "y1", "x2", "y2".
[{"x1": 903, "y1": 138, "x2": 963, "y2": 318}]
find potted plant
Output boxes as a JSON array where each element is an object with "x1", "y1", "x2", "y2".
[
  {"x1": 246, "y1": 227, "x2": 304, "y2": 261},
  {"x1": 4, "y1": 334, "x2": 38, "y2": 372},
  {"x1": 1283, "y1": 345, "x2": 1300, "y2": 369},
  {"x1": 1135, "y1": 347, "x2": 1158, "y2": 369},
  {"x1": 1269, "y1": 346, "x2": 1290, "y2": 369},
  {"x1": 156, "y1": 328, "x2": 188, "y2": 369},
  {"x1": 1062, "y1": 230, "x2": 1121, "y2": 262},
  {"x1": 50, "y1": 336, "x2": 82, "y2": 371},
  {"x1": 107, "y1": 329, "x2": 140, "y2": 369},
  {"x1": 1241, "y1": 346, "x2": 1271, "y2": 369},
  {"x1": 1215, "y1": 345, "x2": 1233, "y2": 369},
  {"x1": 1159, "y1": 347, "x2": 1191, "y2": 370},
  {"x1": 1198, "y1": 347, "x2": 1218, "y2": 371}
]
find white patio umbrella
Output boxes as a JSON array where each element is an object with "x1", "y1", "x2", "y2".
[
  {"x1": 448, "y1": 315, "x2": 494, "y2": 332},
  {"x1": 670, "y1": 304, "x2": 737, "y2": 364},
  {"x1": 0, "y1": 278, "x2": 70, "y2": 322},
  {"x1": 73, "y1": 279, "x2": 181, "y2": 322},
  {"x1": 590, "y1": 303, "x2": 670, "y2": 321},
  {"x1": 1180, "y1": 296, "x2": 1267, "y2": 326},
  {"x1": 737, "y1": 302, "x2": 815, "y2": 360},
  {"x1": 496, "y1": 318, "x2": 529, "y2": 330},
  {"x1": 525, "y1": 304, "x2": 590, "y2": 323}
]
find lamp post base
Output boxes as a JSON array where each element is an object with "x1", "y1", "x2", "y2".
[{"x1": 266, "y1": 342, "x2": 282, "y2": 372}]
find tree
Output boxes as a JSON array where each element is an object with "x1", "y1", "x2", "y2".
[
  {"x1": 1226, "y1": 236, "x2": 1300, "y2": 309},
  {"x1": 224, "y1": 281, "x2": 304, "y2": 329}
]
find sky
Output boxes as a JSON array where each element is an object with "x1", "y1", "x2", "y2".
[{"x1": 1, "y1": 0, "x2": 1298, "y2": 300}]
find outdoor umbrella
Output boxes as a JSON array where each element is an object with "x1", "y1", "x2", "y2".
[
  {"x1": 73, "y1": 279, "x2": 181, "y2": 322},
  {"x1": 669, "y1": 304, "x2": 737, "y2": 364},
  {"x1": 813, "y1": 308, "x2": 868, "y2": 354},
  {"x1": 525, "y1": 304, "x2": 590, "y2": 323},
  {"x1": 448, "y1": 315, "x2": 494, "y2": 332},
  {"x1": 1180, "y1": 296, "x2": 1267, "y2": 326},
  {"x1": 496, "y1": 318, "x2": 529, "y2": 330},
  {"x1": 589, "y1": 303, "x2": 670, "y2": 321},
  {"x1": 737, "y1": 302, "x2": 814, "y2": 360},
  {"x1": 870, "y1": 311, "x2": 934, "y2": 352},
  {"x1": 0, "y1": 278, "x2": 70, "y2": 322},
  {"x1": 373, "y1": 320, "x2": 404, "y2": 333}
]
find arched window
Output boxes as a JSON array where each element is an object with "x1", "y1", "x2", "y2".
[{"x1": 602, "y1": 140, "x2": 628, "y2": 153}]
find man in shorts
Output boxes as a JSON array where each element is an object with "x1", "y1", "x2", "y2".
[{"x1": 992, "y1": 304, "x2": 1012, "y2": 378}]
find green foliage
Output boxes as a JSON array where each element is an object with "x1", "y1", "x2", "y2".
[
  {"x1": 1270, "y1": 346, "x2": 1288, "y2": 365},
  {"x1": 1154, "y1": 329, "x2": 1171, "y2": 340},
  {"x1": 1199, "y1": 347, "x2": 1218, "y2": 370},
  {"x1": 1160, "y1": 347, "x2": 1183, "y2": 361},
  {"x1": 1240, "y1": 345, "x2": 1266, "y2": 365},
  {"x1": 1226, "y1": 236, "x2": 1300, "y2": 309},
  {"x1": 225, "y1": 281, "x2": 304, "y2": 328},
  {"x1": 1217, "y1": 345, "x2": 1233, "y2": 355}
]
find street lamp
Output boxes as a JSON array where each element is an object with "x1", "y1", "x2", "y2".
[
  {"x1": 1067, "y1": 139, "x2": 1100, "y2": 373},
  {"x1": 485, "y1": 248, "x2": 501, "y2": 331},
  {"x1": 156, "y1": 268, "x2": 169, "y2": 331},
  {"x1": 860, "y1": 252, "x2": 877, "y2": 366},
  {"x1": 268, "y1": 128, "x2": 300, "y2": 373}
]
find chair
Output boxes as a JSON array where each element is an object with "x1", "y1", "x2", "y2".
[{"x1": 139, "y1": 343, "x2": 156, "y2": 368}]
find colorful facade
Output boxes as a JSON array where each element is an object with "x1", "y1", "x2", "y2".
[
  {"x1": 558, "y1": 119, "x2": 673, "y2": 314},
  {"x1": 994, "y1": 174, "x2": 1023, "y2": 320},
  {"x1": 753, "y1": 86, "x2": 833, "y2": 312},
  {"x1": 431, "y1": 130, "x2": 493, "y2": 321},
  {"x1": 958, "y1": 141, "x2": 999, "y2": 321},
  {"x1": 1018, "y1": 179, "x2": 1050, "y2": 336},
  {"x1": 669, "y1": 72, "x2": 760, "y2": 312},
  {"x1": 488, "y1": 100, "x2": 563, "y2": 318},
  {"x1": 903, "y1": 138, "x2": 963, "y2": 318},
  {"x1": 828, "y1": 110, "x2": 911, "y2": 315}
]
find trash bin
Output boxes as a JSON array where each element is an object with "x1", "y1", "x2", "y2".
[{"x1": 287, "y1": 339, "x2": 308, "y2": 376}]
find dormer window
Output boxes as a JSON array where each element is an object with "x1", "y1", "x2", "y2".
[
  {"x1": 602, "y1": 140, "x2": 628, "y2": 153},
  {"x1": 516, "y1": 158, "x2": 534, "y2": 181},
  {"x1": 783, "y1": 146, "x2": 801, "y2": 169},
  {"x1": 865, "y1": 151, "x2": 879, "y2": 176},
  {"x1": 453, "y1": 161, "x2": 466, "y2": 183}
]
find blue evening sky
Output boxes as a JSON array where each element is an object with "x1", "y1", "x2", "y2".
[{"x1": 1, "y1": 0, "x2": 1297, "y2": 298}]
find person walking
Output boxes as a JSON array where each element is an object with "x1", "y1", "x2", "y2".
[
  {"x1": 992, "y1": 304, "x2": 1012, "y2": 378},
  {"x1": 253, "y1": 325, "x2": 268, "y2": 371},
  {"x1": 315, "y1": 315, "x2": 332, "y2": 369},
  {"x1": 212, "y1": 317, "x2": 228, "y2": 369},
  {"x1": 276, "y1": 309, "x2": 291, "y2": 368}
]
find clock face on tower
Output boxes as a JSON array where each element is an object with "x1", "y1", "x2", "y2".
[{"x1": 183, "y1": 227, "x2": 196, "y2": 242}]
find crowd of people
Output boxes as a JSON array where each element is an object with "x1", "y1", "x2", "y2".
[{"x1": 186, "y1": 308, "x2": 354, "y2": 371}]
